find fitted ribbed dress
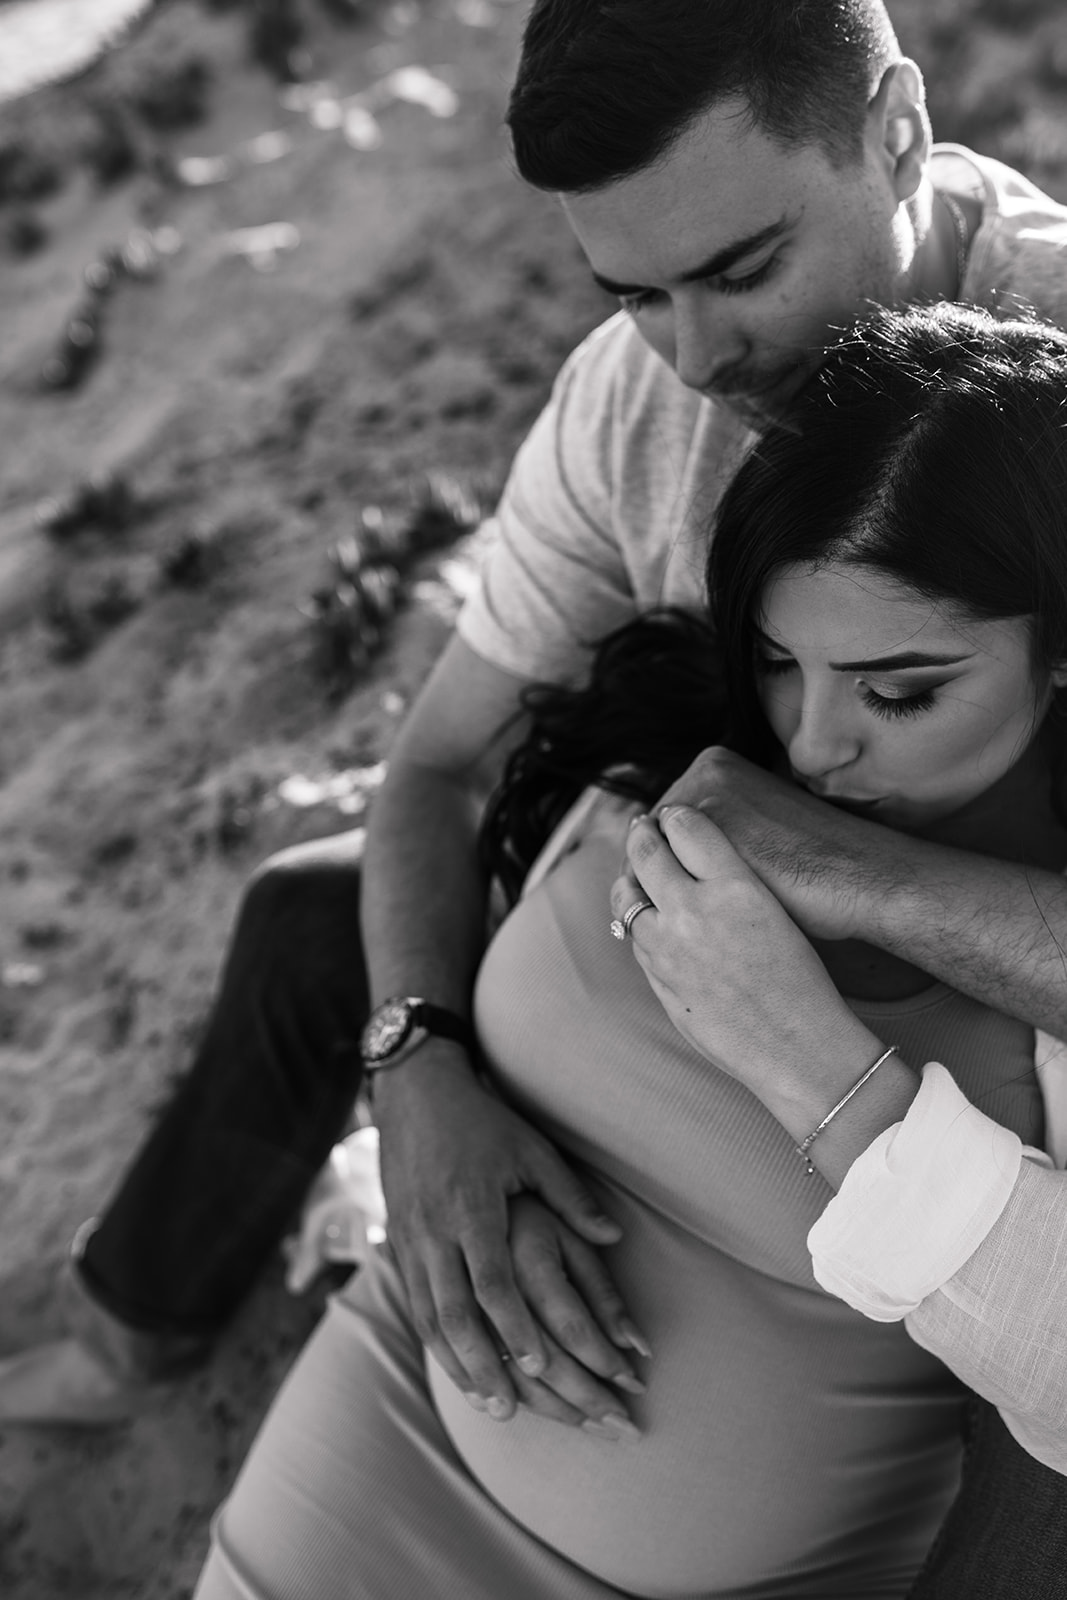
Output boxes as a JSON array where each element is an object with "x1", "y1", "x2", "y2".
[{"x1": 197, "y1": 822, "x2": 1043, "y2": 1600}]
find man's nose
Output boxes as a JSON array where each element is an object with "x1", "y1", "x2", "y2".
[{"x1": 672, "y1": 297, "x2": 748, "y2": 393}]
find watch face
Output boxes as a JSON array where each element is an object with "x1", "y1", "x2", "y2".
[{"x1": 362, "y1": 998, "x2": 415, "y2": 1064}]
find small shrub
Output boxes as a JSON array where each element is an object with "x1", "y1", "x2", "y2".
[
  {"x1": 5, "y1": 209, "x2": 47, "y2": 256},
  {"x1": 83, "y1": 103, "x2": 140, "y2": 186},
  {"x1": 0, "y1": 138, "x2": 61, "y2": 206},
  {"x1": 131, "y1": 54, "x2": 213, "y2": 130}
]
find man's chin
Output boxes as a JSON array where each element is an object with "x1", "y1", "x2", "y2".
[{"x1": 711, "y1": 370, "x2": 810, "y2": 426}]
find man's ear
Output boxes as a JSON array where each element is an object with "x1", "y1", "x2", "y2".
[
  {"x1": 867, "y1": 59, "x2": 930, "y2": 203},
  {"x1": 1049, "y1": 661, "x2": 1067, "y2": 692}
]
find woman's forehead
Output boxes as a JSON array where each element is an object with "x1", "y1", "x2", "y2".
[{"x1": 758, "y1": 563, "x2": 1027, "y2": 666}]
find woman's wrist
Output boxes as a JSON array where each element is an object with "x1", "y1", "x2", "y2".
[{"x1": 768, "y1": 1021, "x2": 922, "y2": 1190}]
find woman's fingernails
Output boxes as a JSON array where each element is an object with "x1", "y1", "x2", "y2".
[
  {"x1": 517, "y1": 1354, "x2": 542, "y2": 1377},
  {"x1": 620, "y1": 1320, "x2": 653, "y2": 1360},
  {"x1": 629, "y1": 812, "x2": 648, "y2": 829},
  {"x1": 582, "y1": 1419, "x2": 621, "y2": 1442},
  {"x1": 601, "y1": 1411, "x2": 642, "y2": 1442},
  {"x1": 463, "y1": 1392, "x2": 488, "y2": 1411},
  {"x1": 487, "y1": 1396, "x2": 511, "y2": 1420},
  {"x1": 613, "y1": 1371, "x2": 647, "y2": 1395}
]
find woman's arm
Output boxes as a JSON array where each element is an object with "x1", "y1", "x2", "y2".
[{"x1": 617, "y1": 804, "x2": 1067, "y2": 1465}]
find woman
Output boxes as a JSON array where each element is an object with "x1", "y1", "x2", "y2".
[{"x1": 194, "y1": 304, "x2": 1067, "y2": 1599}]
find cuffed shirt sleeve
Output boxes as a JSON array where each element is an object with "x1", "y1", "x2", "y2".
[{"x1": 809, "y1": 1061, "x2": 1067, "y2": 1472}]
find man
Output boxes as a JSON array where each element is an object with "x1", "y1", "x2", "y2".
[{"x1": 4, "y1": 0, "x2": 1067, "y2": 1494}]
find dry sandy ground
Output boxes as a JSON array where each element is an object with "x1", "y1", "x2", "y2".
[{"x1": 0, "y1": 1, "x2": 1064, "y2": 1596}]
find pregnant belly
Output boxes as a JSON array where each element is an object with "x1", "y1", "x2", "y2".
[{"x1": 430, "y1": 1193, "x2": 962, "y2": 1599}]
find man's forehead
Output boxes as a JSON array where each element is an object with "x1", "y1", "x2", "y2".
[{"x1": 559, "y1": 106, "x2": 821, "y2": 284}]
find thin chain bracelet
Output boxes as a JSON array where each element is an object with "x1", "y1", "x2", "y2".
[{"x1": 795, "y1": 1046, "x2": 899, "y2": 1177}]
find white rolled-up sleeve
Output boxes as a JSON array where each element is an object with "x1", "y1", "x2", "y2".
[{"x1": 809, "y1": 1062, "x2": 1067, "y2": 1472}]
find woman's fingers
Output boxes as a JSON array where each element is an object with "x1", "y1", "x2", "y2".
[
  {"x1": 511, "y1": 1336, "x2": 643, "y2": 1439},
  {"x1": 509, "y1": 1196, "x2": 647, "y2": 1384},
  {"x1": 611, "y1": 807, "x2": 762, "y2": 927}
]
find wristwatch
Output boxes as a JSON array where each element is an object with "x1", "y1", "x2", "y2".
[{"x1": 359, "y1": 996, "x2": 473, "y2": 1080}]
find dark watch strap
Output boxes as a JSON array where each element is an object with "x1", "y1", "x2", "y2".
[{"x1": 410, "y1": 1001, "x2": 473, "y2": 1051}]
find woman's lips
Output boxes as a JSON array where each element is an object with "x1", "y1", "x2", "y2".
[{"x1": 821, "y1": 795, "x2": 884, "y2": 815}]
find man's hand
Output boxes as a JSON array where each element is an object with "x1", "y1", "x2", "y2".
[
  {"x1": 373, "y1": 1043, "x2": 634, "y2": 1419},
  {"x1": 655, "y1": 747, "x2": 907, "y2": 943}
]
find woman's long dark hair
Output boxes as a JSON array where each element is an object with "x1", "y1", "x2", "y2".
[
  {"x1": 481, "y1": 304, "x2": 1067, "y2": 902},
  {"x1": 480, "y1": 610, "x2": 728, "y2": 906}
]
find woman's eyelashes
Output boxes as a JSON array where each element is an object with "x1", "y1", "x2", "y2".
[
  {"x1": 859, "y1": 684, "x2": 937, "y2": 720},
  {"x1": 754, "y1": 655, "x2": 940, "y2": 720}
]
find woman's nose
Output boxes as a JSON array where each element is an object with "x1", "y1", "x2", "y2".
[{"x1": 786, "y1": 691, "x2": 862, "y2": 783}]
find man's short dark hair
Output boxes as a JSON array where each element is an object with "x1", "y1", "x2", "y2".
[{"x1": 507, "y1": 0, "x2": 901, "y2": 193}]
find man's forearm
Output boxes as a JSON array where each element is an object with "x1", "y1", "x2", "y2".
[
  {"x1": 863, "y1": 842, "x2": 1067, "y2": 1036},
  {"x1": 361, "y1": 755, "x2": 490, "y2": 1015}
]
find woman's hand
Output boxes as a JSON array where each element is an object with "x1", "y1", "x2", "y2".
[
  {"x1": 499, "y1": 1196, "x2": 646, "y2": 1440},
  {"x1": 611, "y1": 804, "x2": 874, "y2": 1109}
]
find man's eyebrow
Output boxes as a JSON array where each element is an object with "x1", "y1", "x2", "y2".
[{"x1": 591, "y1": 218, "x2": 789, "y2": 297}]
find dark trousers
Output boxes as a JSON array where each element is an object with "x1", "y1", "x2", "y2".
[
  {"x1": 75, "y1": 830, "x2": 369, "y2": 1343},
  {"x1": 907, "y1": 1397, "x2": 1067, "y2": 1598}
]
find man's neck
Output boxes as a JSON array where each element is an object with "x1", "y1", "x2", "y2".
[{"x1": 904, "y1": 176, "x2": 965, "y2": 305}]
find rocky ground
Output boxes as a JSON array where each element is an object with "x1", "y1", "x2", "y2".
[{"x1": 0, "y1": 0, "x2": 1064, "y2": 1595}]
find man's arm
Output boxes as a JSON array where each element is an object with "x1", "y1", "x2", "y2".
[
  {"x1": 664, "y1": 748, "x2": 1067, "y2": 1037},
  {"x1": 362, "y1": 635, "x2": 641, "y2": 1419}
]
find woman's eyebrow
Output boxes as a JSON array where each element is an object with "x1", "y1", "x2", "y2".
[{"x1": 829, "y1": 650, "x2": 974, "y2": 672}]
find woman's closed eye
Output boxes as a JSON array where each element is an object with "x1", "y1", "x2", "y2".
[
  {"x1": 755, "y1": 654, "x2": 940, "y2": 720},
  {"x1": 858, "y1": 683, "x2": 937, "y2": 720}
]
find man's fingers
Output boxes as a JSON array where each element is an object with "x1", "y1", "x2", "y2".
[
  {"x1": 392, "y1": 1243, "x2": 486, "y2": 1401},
  {"x1": 419, "y1": 1241, "x2": 518, "y2": 1417},
  {"x1": 656, "y1": 804, "x2": 756, "y2": 882},
  {"x1": 461, "y1": 1230, "x2": 548, "y2": 1380}
]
